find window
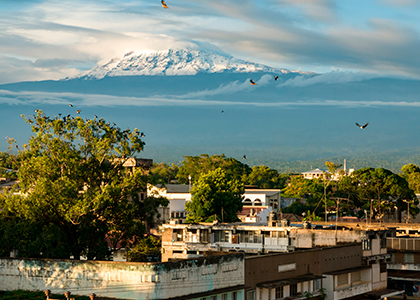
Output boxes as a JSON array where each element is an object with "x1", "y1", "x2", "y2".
[
  {"x1": 404, "y1": 253, "x2": 414, "y2": 263},
  {"x1": 172, "y1": 229, "x2": 183, "y2": 242},
  {"x1": 314, "y1": 279, "x2": 321, "y2": 291},
  {"x1": 380, "y1": 262, "x2": 387, "y2": 273},
  {"x1": 268, "y1": 288, "x2": 272, "y2": 300},
  {"x1": 275, "y1": 287, "x2": 283, "y2": 299},
  {"x1": 221, "y1": 294, "x2": 227, "y2": 300},
  {"x1": 290, "y1": 284, "x2": 298, "y2": 296},
  {"x1": 337, "y1": 274, "x2": 348, "y2": 286},
  {"x1": 247, "y1": 290, "x2": 255, "y2": 300},
  {"x1": 244, "y1": 199, "x2": 252, "y2": 206},
  {"x1": 232, "y1": 292, "x2": 237, "y2": 300},
  {"x1": 362, "y1": 239, "x2": 371, "y2": 250},
  {"x1": 200, "y1": 229, "x2": 209, "y2": 243},
  {"x1": 351, "y1": 271, "x2": 361, "y2": 283},
  {"x1": 380, "y1": 235, "x2": 387, "y2": 248}
]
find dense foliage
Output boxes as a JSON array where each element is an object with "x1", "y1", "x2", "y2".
[
  {"x1": 0, "y1": 152, "x2": 18, "y2": 180},
  {"x1": 0, "y1": 110, "x2": 167, "y2": 260},
  {"x1": 127, "y1": 235, "x2": 161, "y2": 262},
  {"x1": 186, "y1": 168, "x2": 244, "y2": 223},
  {"x1": 176, "y1": 154, "x2": 251, "y2": 183}
]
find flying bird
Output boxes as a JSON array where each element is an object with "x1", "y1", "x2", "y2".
[
  {"x1": 69, "y1": 104, "x2": 73, "y2": 107},
  {"x1": 161, "y1": 0, "x2": 169, "y2": 8},
  {"x1": 242, "y1": 155, "x2": 246, "y2": 159},
  {"x1": 356, "y1": 122, "x2": 369, "y2": 129},
  {"x1": 76, "y1": 110, "x2": 81, "y2": 114},
  {"x1": 141, "y1": 132, "x2": 145, "y2": 137},
  {"x1": 34, "y1": 109, "x2": 39, "y2": 112},
  {"x1": 250, "y1": 79, "x2": 257, "y2": 85},
  {"x1": 221, "y1": 110, "x2": 224, "y2": 113},
  {"x1": 274, "y1": 76, "x2": 278, "y2": 81}
]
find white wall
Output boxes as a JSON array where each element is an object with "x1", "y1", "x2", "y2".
[{"x1": 0, "y1": 255, "x2": 244, "y2": 300}]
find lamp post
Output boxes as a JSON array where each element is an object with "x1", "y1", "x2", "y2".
[{"x1": 188, "y1": 175, "x2": 191, "y2": 191}]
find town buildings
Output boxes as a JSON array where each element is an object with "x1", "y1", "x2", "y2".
[{"x1": 159, "y1": 217, "x2": 393, "y2": 299}]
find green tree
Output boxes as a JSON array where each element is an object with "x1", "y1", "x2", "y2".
[
  {"x1": 282, "y1": 176, "x2": 325, "y2": 216},
  {"x1": 401, "y1": 163, "x2": 420, "y2": 194},
  {"x1": 0, "y1": 152, "x2": 18, "y2": 179},
  {"x1": 127, "y1": 235, "x2": 161, "y2": 262},
  {"x1": 348, "y1": 167, "x2": 417, "y2": 222},
  {"x1": 149, "y1": 163, "x2": 179, "y2": 185},
  {"x1": 185, "y1": 168, "x2": 244, "y2": 223},
  {"x1": 176, "y1": 154, "x2": 250, "y2": 184},
  {"x1": 244, "y1": 165, "x2": 288, "y2": 189},
  {"x1": 0, "y1": 110, "x2": 166, "y2": 260}
]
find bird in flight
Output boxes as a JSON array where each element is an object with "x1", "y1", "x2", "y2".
[
  {"x1": 250, "y1": 79, "x2": 257, "y2": 85},
  {"x1": 77, "y1": 110, "x2": 81, "y2": 114},
  {"x1": 242, "y1": 155, "x2": 246, "y2": 159},
  {"x1": 161, "y1": 0, "x2": 169, "y2": 8},
  {"x1": 221, "y1": 110, "x2": 224, "y2": 113},
  {"x1": 69, "y1": 104, "x2": 73, "y2": 107},
  {"x1": 274, "y1": 76, "x2": 278, "y2": 81},
  {"x1": 141, "y1": 132, "x2": 145, "y2": 137},
  {"x1": 356, "y1": 122, "x2": 369, "y2": 129}
]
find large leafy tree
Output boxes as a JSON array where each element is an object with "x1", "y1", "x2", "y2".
[
  {"x1": 346, "y1": 167, "x2": 417, "y2": 222},
  {"x1": 243, "y1": 165, "x2": 288, "y2": 189},
  {"x1": 148, "y1": 162, "x2": 179, "y2": 185},
  {"x1": 185, "y1": 168, "x2": 244, "y2": 223},
  {"x1": 401, "y1": 163, "x2": 420, "y2": 194},
  {"x1": 0, "y1": 110, "x2": 163, "y2": 260},
  {"x1": 127, "y1": 235, "x2": 161, "y2": 262},
  {"x1": 176, "y1": 154, "x2": 250, "y2": 184},
  {"x1": 282, "y1": 176, "x2": 325, "y2": 216}
]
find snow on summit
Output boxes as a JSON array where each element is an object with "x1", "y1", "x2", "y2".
[{"x1": 75, "y1": 47, "x2": 294, "y2": 80}]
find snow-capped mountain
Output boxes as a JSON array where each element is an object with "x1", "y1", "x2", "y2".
[{"x1": 75, "y1": 48, "x2": 296, "y2": 80}]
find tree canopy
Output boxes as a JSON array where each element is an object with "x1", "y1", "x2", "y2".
[
  {"x1": 185, "y1": 168, "x2": 244, "y2": 223},
  {"x1": 340, "y1": 167, "x2": 417, "y2": 221},
  {"x1": 0, "y1": 110, "x2": 166, "y2": 260},
  {"x1": 176, "y1": 154, "x2": 251, "y2": 184},
  {"x1": 243, "y1": 165, "x2": 288, "y2": 189}
]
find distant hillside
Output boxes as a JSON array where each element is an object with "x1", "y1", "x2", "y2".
[{"x1": 142, "y1": 146, "x2": 420, "y2": 174}]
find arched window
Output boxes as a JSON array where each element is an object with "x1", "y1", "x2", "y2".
[
  {"x1": 254, "y1": 199, "x2": 262, "y2": 206},
  {"x1": 243, "y1": 198, "x2": 252, "y2": 206}
]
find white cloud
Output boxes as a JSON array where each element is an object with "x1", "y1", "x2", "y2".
[
  {"x1": 1, "y1": 0, "x2": 420, "y2": 84},
  {"x1": 280, "y1": 71, "x2": 378, "y2": 87},
  {"x1": 2, "y1": 89, "x2": 420, "y2": 109},
  {"x1": 178, "y1": 74, "x2": 272, "y2": 98}
]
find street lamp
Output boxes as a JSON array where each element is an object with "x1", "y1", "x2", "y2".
[{"x1": 188, "y1": 175, "x2": 191, "y2": 191}]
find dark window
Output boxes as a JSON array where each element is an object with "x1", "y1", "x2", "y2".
[
  {"x1": 290, "y1": 284, "x2": 298, "y2": 296},
  {"x1": 275, "y1": 286, "x2": 283, "y2": 299},
  {"x1": 247, "y1": 290, "x2": 255, "y2": 300},
  {"x1": 232, "y1": 292, "x2": 237, "y2": 300},
  {"x1": 380, "y1": 262, "x2": 387, "y2": 273}
]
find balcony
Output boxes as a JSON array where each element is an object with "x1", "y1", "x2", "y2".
[{"x1": 334, "y1": 282, "x2": 372, "y2": 300}]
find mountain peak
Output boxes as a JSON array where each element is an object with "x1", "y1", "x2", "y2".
[{"x1": 74, "y1": 46, "x2": 297, "y2": 80}]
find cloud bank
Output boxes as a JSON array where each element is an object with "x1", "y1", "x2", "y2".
[{"x1": 2, "y1": 89, "x2": 420, "y2": 109}]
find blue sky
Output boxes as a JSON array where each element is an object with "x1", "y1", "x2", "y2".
[{"x1": 0, "y1": 0, "x2": 420, "y2": 84}]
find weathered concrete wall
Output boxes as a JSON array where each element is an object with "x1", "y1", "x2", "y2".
[{"x1": 0, "y1": 254, "x2": 244, "y2": 300}]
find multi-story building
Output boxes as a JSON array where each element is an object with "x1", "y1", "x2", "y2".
[
  {"x1": 160, "y1": 219, "x2": 392, "y2": 299},
  {"x1": 387, "y1": 226, "x2": 420, "y2": 296}
]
